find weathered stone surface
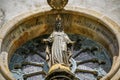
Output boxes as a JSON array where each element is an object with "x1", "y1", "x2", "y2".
[
  {"x1": 0, "y1": 0, "x2": 120, "y2": 80},
  {"x1": 0, "y1": 0, "x2": 119, "y2": 26},
  {"x1": 0, "y1": 9, "x2": 4, "y2": 28},
  {"x1": 111, "y1": 69, "x2": 120, "y2": 80},
  {"x1": 0, "y1": 73, "x2": 6, "y2": 80}
]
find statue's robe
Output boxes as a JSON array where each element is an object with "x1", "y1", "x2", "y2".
[{"x1": 46, "y1": 31, "x2": 72, "y2": 67}]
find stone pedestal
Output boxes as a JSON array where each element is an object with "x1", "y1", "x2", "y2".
[{"x1": 45, "y1": 64, "x2": 78, "y2": 80}]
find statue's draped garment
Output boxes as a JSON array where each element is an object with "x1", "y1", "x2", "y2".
[{"x1": 46, "y1": 31, "x2": 72, "y2": 67}]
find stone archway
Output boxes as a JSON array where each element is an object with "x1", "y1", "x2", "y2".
[{"x1": 0, "y1": 6, "x2": 120, "y2": 80}]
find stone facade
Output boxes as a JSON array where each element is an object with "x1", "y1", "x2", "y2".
[
  {"x1": 0, "y1": 0, "x2": 120, "y2": 80},
  {"x1": 0, "y1": 0, "x2": 120, "y2": 27}
]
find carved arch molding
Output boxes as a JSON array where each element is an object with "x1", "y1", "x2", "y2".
[{"x1": 0, "y1": 7, "x2": 120, "y2": 80}]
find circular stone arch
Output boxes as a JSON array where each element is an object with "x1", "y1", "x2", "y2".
[{"x1": 0, "y1": 6, "x2": 120, "y2": 80}]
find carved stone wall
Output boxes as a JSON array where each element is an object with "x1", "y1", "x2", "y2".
[
  {"x1": 0, "y1": 2, "x2": 120, "y2": 80},
  {"x1": 0, "y1": 0, "x2": 120, "y2": 26},
  {"x1": 1, "y1": 11, "x2": 118, "y2": 60}
]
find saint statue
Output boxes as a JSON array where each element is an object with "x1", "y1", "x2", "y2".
[{"x1": 43, "y1": 15, "x2": 74, "y2": 68}]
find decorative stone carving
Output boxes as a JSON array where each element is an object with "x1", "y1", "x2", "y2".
[
  {"x1": 2, "y1": 13, "x2": 118, "y2": 54},
  {"x1": 8, "y1": 14, "x2": 112, "y2": 80},
  {"x1": 0, "y1": 5, "x2": 119, "y2": 79},
  {"x1": 43, "y1": 15, "x2": 77, "y2": 80},
  {"x1": 47, "y1": 0, "x2": 68, "y2": 10},
  {"x1": 43, "y1": 15, "x2": 74, "y2": 68}
]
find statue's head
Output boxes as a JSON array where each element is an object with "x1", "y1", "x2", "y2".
[{"x1": 54, "y1": 15, "x2": 63, "y2": 32}]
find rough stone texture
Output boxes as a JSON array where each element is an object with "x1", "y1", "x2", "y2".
[
  {"x1": 0, "y1": 0, "x2": 119, "y2": 27},
  {"x1": 0, "y1": 9, "x2": 4, "y2": 27},
  {"x1": 0, "y1": 73, "x2": 5, "y2": 80},
  {"x1": 0, "y1": 0, "x2": 120, "y2": 80},
  {"x1": 67, "y1": 0, "x2": 120, "y2": 25}
]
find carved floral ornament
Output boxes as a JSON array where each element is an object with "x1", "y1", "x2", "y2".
[
  {"x1": 47, "y1": 0, "x2": 68, "y2": 10},
  {"x1": 0, "y1": 0, "x2": 120, "y2": 80}
]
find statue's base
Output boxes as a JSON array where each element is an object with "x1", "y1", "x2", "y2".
[{"x1": 45, "y1": 64, "x2": 79, "y2": 80}]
